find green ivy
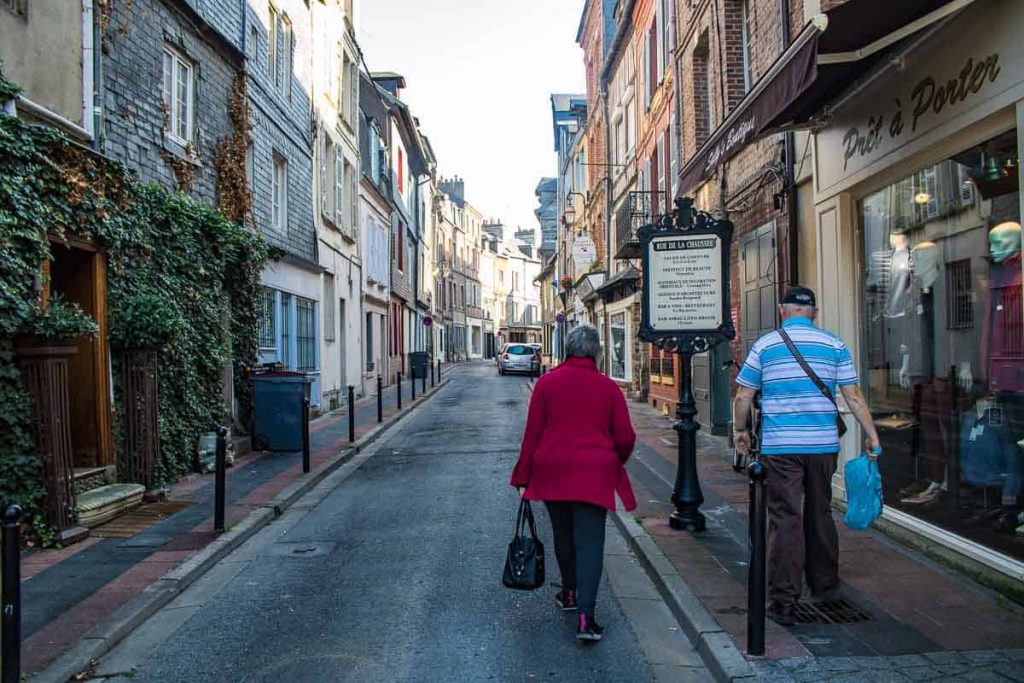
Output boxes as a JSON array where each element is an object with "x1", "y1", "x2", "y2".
[{"x1": 0, "y1": 72, "x2": 266, "y2": 543}]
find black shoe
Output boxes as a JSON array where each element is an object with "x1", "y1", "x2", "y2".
[
  {"x1": 555, "y1": 589, "x2": 578, "y2": 611},
  {"x1": 576, "y1": 613, "x2": 604, "y2": 642},
  {"x1": 767, "y1": 602, "x2": 797, "y2": 626}
]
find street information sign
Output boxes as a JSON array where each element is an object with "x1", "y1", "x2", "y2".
[
  {"x1": 648, "y1": 235, "x2": 723, "y2": 332},
  {"x1": 638, "y1": 198, "x2": 734, "y2": 349}
]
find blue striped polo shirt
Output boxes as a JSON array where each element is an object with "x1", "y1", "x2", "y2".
[{"x1": 736, "y1": 317, "x2": 858, "y2": 455}]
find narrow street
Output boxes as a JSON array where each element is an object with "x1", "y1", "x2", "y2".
[{"x1": 85, "y1": 364, "x2": 708, "y2": 683}]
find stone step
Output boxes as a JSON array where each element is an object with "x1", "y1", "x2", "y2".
[{"x1": 75, "y1": 483, "x2": 146, "y2": 528}]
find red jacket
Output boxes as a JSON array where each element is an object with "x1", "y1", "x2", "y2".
[{"x1": 510, "y1": 357, "x2": 637, "y2": 511}]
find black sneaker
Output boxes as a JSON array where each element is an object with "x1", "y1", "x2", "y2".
[
  {"x1": 767, "y1": 601, "x2": 796, "y2": 626},
  {"x1": 576, "y1": 613, "x2": 604, "y2": 642},
  {"x1": 555, "y1": 589, "x2": 578, "y2": 611}
]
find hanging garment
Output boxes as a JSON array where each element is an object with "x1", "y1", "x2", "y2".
[{"x1": 959, "y1": 407, "x2": 1022, "y2": 499}]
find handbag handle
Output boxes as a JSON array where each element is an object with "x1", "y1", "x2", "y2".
[{"x1": 515, "y1": 499, "x2": 539, "y2": 540}]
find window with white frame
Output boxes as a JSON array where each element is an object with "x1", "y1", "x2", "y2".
[
  {"x1": 334, "y1": 151, "x2": 344, "y2": 227},
  {"x1": 272, "y1": 153, "x2": 288, "y2": 233},
  {"x1": 258, "y1": 287, "x2": 276, "y2": 349},
  {"x1": 162, "y1": 46, "x2": 194, "y2": 145},
  {"x1": 625, "y1": 87, "x2": 636, "y2": 154},
  {"x1": 321, "y1": 135, "x2": 334, "y2": 219},
  {"x1": 609, "y1": 311, "x2": 630, "y2": 381},
  {"x1": 323, "y1": 273, "x2": 336, "y2": 342},
  {"x1": 348, "y1": 162, "x2": 358, "y2": 234},
  {"x1": 268, "y1": 5, "x2": 291, "y2": 97}
]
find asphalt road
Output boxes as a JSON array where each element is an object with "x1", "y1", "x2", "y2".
[{"x1": 88, "y1": 363, "x2": 704, "y2": 682}]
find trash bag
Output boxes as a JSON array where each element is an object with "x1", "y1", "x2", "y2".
[{"x1": 844, "y1": 454, "x2": 883, "y2": 530}]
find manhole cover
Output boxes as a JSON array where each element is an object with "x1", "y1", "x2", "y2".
[{"x1": 791, "y1": 599, "x2": 872, "y2": 625}]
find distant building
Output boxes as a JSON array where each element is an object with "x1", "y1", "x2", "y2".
[{"x1": 535, "y1": 178, "x2": 559, "y2": 258}]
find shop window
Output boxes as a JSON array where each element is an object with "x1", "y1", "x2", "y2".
[
  {"x1": 609, "y1": 311, "x2": 630, "y2": 381},
  {"x1": 858, "y1": 128, "x2": 1022, "y2": 560}
]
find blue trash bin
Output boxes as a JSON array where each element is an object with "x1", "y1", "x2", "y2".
[{"x1": 250, "y1": 371, "x2": 311, "y2": 451}]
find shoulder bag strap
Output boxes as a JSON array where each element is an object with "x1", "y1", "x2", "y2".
[{"x1": 777, "y1": 328, "x2": 837, "y2": 408}]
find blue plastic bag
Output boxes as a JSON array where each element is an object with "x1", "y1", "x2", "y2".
[{"x1": 843, "y1": 454, "x2": 883, "y2": 530}]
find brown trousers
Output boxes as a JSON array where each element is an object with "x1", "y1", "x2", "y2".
[{"x1": 764, "y1": 454, "x2": 840, "y2": 607}]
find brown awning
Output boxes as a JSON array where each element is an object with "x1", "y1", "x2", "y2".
[{"x1": 677, "y1": 0, "x2": 976, "y2": 195}]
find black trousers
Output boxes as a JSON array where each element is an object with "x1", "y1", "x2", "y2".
[
  {"x1": 763, "y1": 454, "x2": 840, "y2": 607},
  {"x1": 544, "y1": 501, "x2": 607, "y2": 619}
]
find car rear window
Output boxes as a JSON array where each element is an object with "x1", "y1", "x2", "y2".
[{"x1": 507, "y1": 345, "x2": 532, "y2": 355}]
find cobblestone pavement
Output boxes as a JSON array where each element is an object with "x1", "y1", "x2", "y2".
[{"x1": 754, "y1": 649, "x2": 1024, "y2": 682}]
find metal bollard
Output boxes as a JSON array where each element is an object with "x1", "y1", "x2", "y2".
[
  {"x1": 301, "y1": 397, "x2": 311, "y2": 474},
  {"x1": 411, "y1": 368, "x2": 416, "y2": 400},
  {"x1": 2, "y1": 504, "x2": 23, "y2": 683},
  {"x1": 397, "y1": 372, "x2": 402, "y2": 410},
  {"x1": 431, "y1": 360, "x2": 435, "y2": 387},
  {"x1": 747, "y1": 458, "x2": 768, "y2": 656},
  {"x1": 214, "y1": 427, "x2": 227, "y2": 533},
  {"x1": 348, "y1": 385, "x2": 355, "y2": 443},
  {"x1": 437, "y1": 359, "x2": 441, "y2": 382},
  {"x1": 377, "y1": 376, "x2": 383, "y2": 423},
  {"x1": 421, "y1": 369, "x2": 426, "y2": 395}
]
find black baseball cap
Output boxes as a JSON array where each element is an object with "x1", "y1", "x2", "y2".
[{"x1": 782, "y1": 286, "x2": 816, "y2": 307}]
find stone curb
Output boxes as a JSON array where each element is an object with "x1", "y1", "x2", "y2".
[
  {"x1": 30, "y1": 379, "x2": 450, "y2": 683},
  {"x1": 610, "y1": 512, "x2": 758, "y2": 683}
]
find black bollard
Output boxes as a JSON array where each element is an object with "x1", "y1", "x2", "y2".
[
  {"x1": 377, "y1": 375, "x2": 383, "y2": 423},
  {"x1": 348, "y1": 385, "x2": 355, "y2": 443},
  {"x1": 747, "y1": 458, "x2": 768, "y2": 656},
  {"x1": 397, "y1": 372, "x2": 402, "y2": 410},
  {"x1": 301, "y1": 397, "x2": 311, "y2": 474},
  {"x1": 431, "y1": 360, "x2": 435, "y2": 387},
  {"x1": 669, "y1": 350, "x2": 706, "y2": 531},
  {"x1": 437, "y1": 359, "x2": 441, "y2": 382},
  {"x1": 214, "y1": 426, "x2": 227, "y2": 533},
  {"x1": 421, "y1": 368, "x2": 426, "y2": 395},
  {"x1": 2, "y1": 504, "x2": 22, "y2": 683},
  {"x1": 412, "y1": 368, "x2": 417, "y2": 400}
]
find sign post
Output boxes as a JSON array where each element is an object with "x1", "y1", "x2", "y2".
[{"x1": 639, "y1": 197, "x2": 734, "y2": 532}]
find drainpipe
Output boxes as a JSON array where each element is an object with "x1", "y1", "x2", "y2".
[{"x1": 780, "y1": 0, "x2": 800, "y2": 293}]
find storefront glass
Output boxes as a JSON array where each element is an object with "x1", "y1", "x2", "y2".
[{"x1": 858, "y1": 128, "x2": 1023, "y2": 559}]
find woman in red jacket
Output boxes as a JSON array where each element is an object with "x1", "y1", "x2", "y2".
[{"x1": 510, "y1": 324, "x2": 637, "y2": 642}]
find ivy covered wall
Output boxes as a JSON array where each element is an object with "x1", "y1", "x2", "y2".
[{"x1": 0, "y1": 73, "x2": 266, "y2": 542}]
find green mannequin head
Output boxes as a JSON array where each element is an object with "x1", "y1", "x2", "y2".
[{"x1": 988, "y1": 222, "x2": 1022, "y2": 263}]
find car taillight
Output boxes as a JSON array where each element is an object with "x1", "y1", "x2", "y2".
[{"x1": 503, "y1": 354, "x2": 510, "y2": 360}]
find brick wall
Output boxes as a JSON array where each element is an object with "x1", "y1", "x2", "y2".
[
  {"x1": 101, "y1": 0, "x2": 243, "y2": 208},
  {"x1": 581, "y1": 0, "x2": 608, "y2": 263}
]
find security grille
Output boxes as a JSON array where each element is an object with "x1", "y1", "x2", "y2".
[
  {"x1": 790, "y1": 599, "x2": 872, "y2": 625},
  {"x1": 946, "y1": 260, "x2": 973, "y2": 330}
]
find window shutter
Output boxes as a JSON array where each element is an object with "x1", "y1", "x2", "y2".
[
  {"x1": 335, "y1": 153, "x2": 344, "y2": 228},
  {"x1": 320, "y1": 138, "x2": 329, "y2": 217}
]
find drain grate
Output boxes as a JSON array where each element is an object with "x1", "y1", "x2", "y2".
[{"x1": 791, "y1": 599, "x2": 872, "y2": 625}]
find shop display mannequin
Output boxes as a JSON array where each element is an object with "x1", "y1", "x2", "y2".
[{"x1": 956, "y1": 221, "x2": 1023, "y2": 530}]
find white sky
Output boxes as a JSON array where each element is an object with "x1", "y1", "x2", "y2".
[{"x1": 357, "y1": 0, "x2": 586, "y2": 238}]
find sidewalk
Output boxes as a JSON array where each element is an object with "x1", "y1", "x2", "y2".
[
  {"x1": 623, "y1": 399, "x2": 1024, "y2": 681},
  {"x1": 18, "y1": 368, "x2": 456, "y2": 677}
]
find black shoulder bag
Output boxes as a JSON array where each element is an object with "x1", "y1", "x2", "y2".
[
  {"x1": 502, "y1": 499, "x2": 545, "y2": 591},
  {"x1": 777, "y1": 328, "x2": 848, "y2": 438}
]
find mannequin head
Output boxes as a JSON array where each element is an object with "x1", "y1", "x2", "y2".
[
  {"x1": 912, "y1": 240, "x2": 940, "y2": 290},
  {"x1": 890, "y1": 231, "x2": 910, "y2": 250},
  {"x1": 988, "y1": 222, "x2": 1022, "y2": 263}
]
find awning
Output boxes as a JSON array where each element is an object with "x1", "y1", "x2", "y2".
[{"x1": 677, "y1": 0, "x2": 976, "y2": 194}]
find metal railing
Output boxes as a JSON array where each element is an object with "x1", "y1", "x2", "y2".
[{"x1": 615, "y1": 191, "x2": 667, "y2": 259}]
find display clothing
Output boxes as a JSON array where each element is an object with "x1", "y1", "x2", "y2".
[
  {"x1": 981, "y1": 252, "x2": 1023, "y2": 393},
  {"x1": 959, "y1": 405, "x2": 1022, "y2": 502}
]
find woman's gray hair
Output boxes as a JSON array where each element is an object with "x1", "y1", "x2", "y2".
[{"x1": 566, "y1": 324, "x2": 602, "y2": 360}]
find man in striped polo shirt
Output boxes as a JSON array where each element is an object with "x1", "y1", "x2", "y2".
[{"x1": 733, "y1": 286, "x2": 880, "y2": 625}]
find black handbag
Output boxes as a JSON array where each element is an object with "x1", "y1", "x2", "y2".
[
  {"x1": 502, "y1": 499, "x2": 545, "y2": 591},
  {"x1": 778, "y1": 328, "x2": 848, "y2": 438}
]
